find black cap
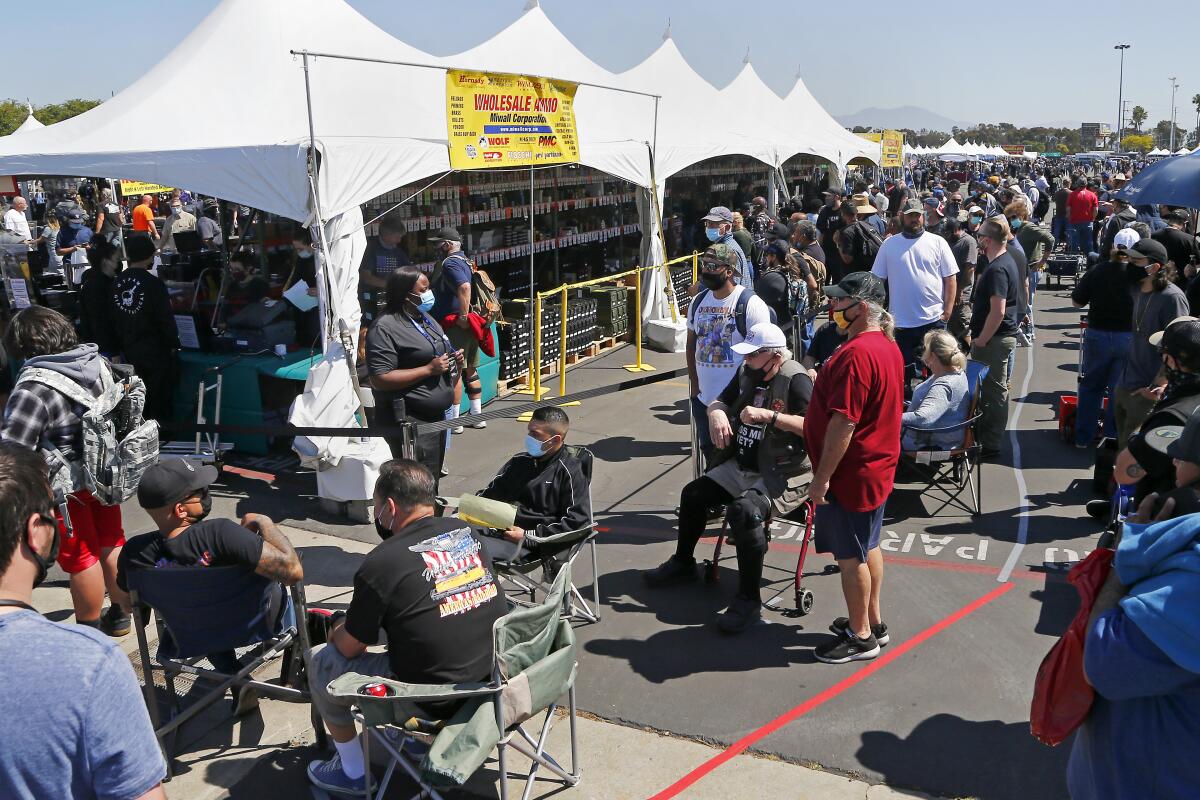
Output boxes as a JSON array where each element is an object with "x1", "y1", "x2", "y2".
[
  {"x1": 765, "y1": 240, "x2": 789, "y2": 262},
  {"x1": 767, "y1": 222, "x2": 790, "y2": 240},
  {"x1": 1154, "y1": 317, "x2": 1200, "y2": 371},
  {"x1": 824, "y1": 271, "x2": 886, "y2": 303},
  {"x1": 1130, "y1": 238, "x2": 1169, "y2": 265},
  {"x1": 428, "y1": 227, "x2": 461, "y2": 244},
  {"x1": 125, "y1": 235, "x2": 157, "y2": 263},
  {"x1": 137, "y1": 459, "x2": 219, "y2": 509}
]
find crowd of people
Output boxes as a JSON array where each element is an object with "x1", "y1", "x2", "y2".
[{"x1": 2, "y1": 149, "x2": 1200, "y2": 798}]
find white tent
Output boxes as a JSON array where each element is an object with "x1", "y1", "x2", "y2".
[
  {"x1": 1175, "y1": 146, "x2": 1192, "y2": 156},
  {"x1": 11, "y1": 104, "x2": 44, "y2": 136},
  {"x1": 780, "y1": 70, "x2": 878, "y2": 167}
]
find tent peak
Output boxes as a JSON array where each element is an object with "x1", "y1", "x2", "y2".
[
  {"x1": 662, "y1": 18, "x2": 671, "y2": 41},
  {"x1": 523, "y1": 0, "x2": 539, "y2": 9},
  {"x1": 743, "y1": 46, "x2": 751, "y2": 65}
]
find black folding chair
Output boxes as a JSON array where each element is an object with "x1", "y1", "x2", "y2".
[
  {"x1": 127, "y1": 564, "x2": 325, "y2": 779},
  {"x1": 898, "y1": 359, "x2": 989, "y2": 517}
]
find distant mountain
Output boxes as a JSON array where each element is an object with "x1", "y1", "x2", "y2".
[{"x1": 835, "y1": 106, "x2": 962, "y2": 132}]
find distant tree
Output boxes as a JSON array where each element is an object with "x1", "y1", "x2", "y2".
[
  {"x1": 1121, "y1": 133, "x2": 1154, "y2": 153},
  {"x1": 0, "y1": 97, "x2": 100, "y2": 135},
  {"x1": 1130, "y1": 105, "x2": 1147, "y2": 132},
  {"x1": 1153, "y1": 119, "x2": 1188, "y2": 149}
]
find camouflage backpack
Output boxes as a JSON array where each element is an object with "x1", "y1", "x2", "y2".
[{"x1": 16, "y1": 361, "x2": 159, "y2": 505}]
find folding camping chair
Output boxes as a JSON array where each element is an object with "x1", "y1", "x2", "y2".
[
  {"x1": 127, "y1": 564, "x2": 324, "y2": 779},
  {"x1": 898, "y1": 359, "x2": 989, "y2": 517},
  {"x1": 328, "y1": 567, "x2": 580, "y2": 800},
  {"x1": 445, "y1": 445, "x2": 601, "y2": 625}
]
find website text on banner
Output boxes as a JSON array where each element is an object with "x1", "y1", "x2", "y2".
[
  {"x1": 119, "y1": 181, "x2": 174, "y2": 197},
  {"x1": 446, "y1": 69, "x2": 580, "y2": 170},
  {"x1": 524, "y1": 254, "x2": 696, "y2": 400}
]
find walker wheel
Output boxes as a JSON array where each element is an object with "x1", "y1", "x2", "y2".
[
  {"x1": 796, "y1": 588, "x2": 815, "y2": 616},
  {"x1": 823, "y1": 564, "x2": 840, "y2": 575}
]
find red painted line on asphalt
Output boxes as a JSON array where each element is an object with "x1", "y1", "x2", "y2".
[
  {"x1": 221, "y1": 465, "x2": 276, "y2": 483},
  {"x1": 647, "y1": 581, "x2": 1017, "y2": 800}
]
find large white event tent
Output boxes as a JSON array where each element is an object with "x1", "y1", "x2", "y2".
[
  {"x1": 9, "y1": 105, "x2": 45, "y2": 136},
  {"x1": 0, "y1": 0, "x2": 873, "y2": 489}
]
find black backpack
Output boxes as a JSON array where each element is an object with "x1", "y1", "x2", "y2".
[
  {"x1": 690, "y1": 286, "x2": 776, "y2": 338},
  {"x1": 853, "y1": 220, "x2": 883, "y2": 265}
]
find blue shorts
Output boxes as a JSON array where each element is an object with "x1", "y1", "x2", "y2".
[{"x1": 814, "y1": 497, "x2": 885, "y2": 562}]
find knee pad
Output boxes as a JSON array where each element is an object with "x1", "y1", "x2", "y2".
[{"x1": 726, "y1": 491, "x2": 771, "y2": 550}]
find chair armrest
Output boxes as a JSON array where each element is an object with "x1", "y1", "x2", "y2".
[
  {"x1": 523, "y1": 525, "x2": 597, "y2": 546},
  {"x1": 901, "y1": 414, "x2": 978, "y2": 437},
  {"x1": 327, "y1": 672, "x2": 500, "y2": 703}
]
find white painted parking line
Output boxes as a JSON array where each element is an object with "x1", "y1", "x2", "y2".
[{"x1": 998, "y1": 333, "x2": 1039, "y2": 583}]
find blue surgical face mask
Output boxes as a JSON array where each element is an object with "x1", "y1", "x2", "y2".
[
  {"x1": 1009, "y1": 218, "x2": 1023, "y2": 230},
  {"x1": 524, "y1": 433, "x2": 552, "y2": 457},
  {"x1": 413, "y1": 290, "x2": 434, "y2": 312},
  {"x1": 970, "y1": 216, "x2": 983, "y2": 226},
  {"x1": 705, "y1": 227, "x2": 721, "y2": 243}
]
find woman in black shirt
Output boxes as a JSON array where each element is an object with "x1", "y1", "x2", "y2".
[{"x1": 365, "y1": 268, "x2": 463, "y2": 482}]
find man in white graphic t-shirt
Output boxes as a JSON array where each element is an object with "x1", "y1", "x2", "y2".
[{"x1": 686, "y1": 242, "x2": 771, "y2": 464}]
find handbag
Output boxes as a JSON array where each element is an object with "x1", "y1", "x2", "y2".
[{"x1": 1029, "y1": 547, "x2": 1115, "y2": 746}]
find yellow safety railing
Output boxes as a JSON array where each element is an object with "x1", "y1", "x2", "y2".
[{"x1": 517, "y1": 253, "x2": 698, "y2": 401}]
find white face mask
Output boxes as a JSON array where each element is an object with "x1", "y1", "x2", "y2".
[{"x1": 171, "y1": 207, "x2": 182, "y2": 215}]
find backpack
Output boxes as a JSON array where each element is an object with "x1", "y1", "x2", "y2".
[
  {"x1": 469, "y1": 266, "x2": 501, "y2": 326},
  {"x1": 690, "y1": 286, "x2": 776, "y2": 338},
  {"x1": 1034, "y1": 190, "x2": 1051, "y2": 220},
  {"x1": 853, "y1": 220, "x2": 883, "y2": 265},
  {"x1": 16, "y1": 361, "x2": 159, "y2": 505}
]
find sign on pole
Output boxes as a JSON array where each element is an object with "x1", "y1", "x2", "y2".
[
  {"x1": 119, "y1": 181, "x2": 174, "y2": 197},
  {"x1": 446, "y1": 70, "x2": 580, "y2": 170},
  {"x1": 880, "y1": 130, "x2": 904, "y2": 167}
]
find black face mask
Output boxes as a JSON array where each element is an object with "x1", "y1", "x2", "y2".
[
  {"x1": 699, "y1": 273, "x2": 727, "y2": 291},
  {"x1": 32, "y1": 515, "x2": 60, "y2": 589},
  {"x1": 1126, "y1": 262, "x2": 1148, "y2": 282},
  {"x1": 186, "y1": 489, "x2": 212, "y2": 524},
  {"x1": 374, "y1": 518, "x2": 393, "y2": 541},
  {"x1": 1163, "y1": 363, "x2": 1200, "y2": 397}
]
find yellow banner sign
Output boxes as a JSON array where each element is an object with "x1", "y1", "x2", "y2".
[
  {"x1": 446, "y1": 70, "x2": 579, "y2": 170},
  {"x1": 880, "y1": 130, "x2": 904, "y2": 167},
  {"x1": 855, "y1": 132, "x2": 882, "y2": 143},
  {"x1": 119, "y1": 181, "x2": 174, "y2": 197}
]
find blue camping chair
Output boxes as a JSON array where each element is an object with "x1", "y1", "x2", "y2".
[
  {"x1": 898, "y1": 359, "x2": 989, "y2": 517},
  {"x1": 127, "y1": 564, "x2": 324, "y2": 779}
]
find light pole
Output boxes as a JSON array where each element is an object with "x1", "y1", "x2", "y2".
[
  {"x1": 1114, "y1": 44, "x2": 1130, "y2": 151},
  {"x1": 1169, "y1": 77, "x2": 1179, "y2": 151}
]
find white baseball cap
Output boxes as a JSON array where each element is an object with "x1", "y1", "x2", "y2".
[
  {"x1": 731, "y1": 322, "x2": 788, "y2": 355},
  {"x1": 1113, "y1": 227, "x2": 1141, "y2": 250}
]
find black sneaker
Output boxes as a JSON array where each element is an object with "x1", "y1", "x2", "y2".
[
  {"x1": 99, "y1": 605, "x2": 131, "y2": 638},
  {"x1": 1086, "y1": 499, "x2": 1111, "y2": 521},
  {"x1": 980, "y1": 448, "x2": 1003, "y2": 461},
  {"x1": 814, "y1": 629, "x2": 880, "y2": 664},
  {"x1": 643, "y1": 556, "x2": 699, "y2": 587},
  {"x1": 829, "y1": 617, "x2": 890, "y2": 646},
  {"x1": 717, "y1": 595, "x2": 762, "y2": 635}
]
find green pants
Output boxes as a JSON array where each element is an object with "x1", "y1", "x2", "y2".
[
  {"x1": 970, "y1": 336, "x2": 1017, "y2": 452},
  {"x1": 1114, "y1": 386, "x2": 1157, "y2": 450}
]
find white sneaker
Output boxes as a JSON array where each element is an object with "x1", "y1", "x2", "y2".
[
  {"x1": 451, "y1": 425, "x2": 464, "y2": 435},
  {"x1": 468, "y1": 419, "x2": 487, "y2": 429}
]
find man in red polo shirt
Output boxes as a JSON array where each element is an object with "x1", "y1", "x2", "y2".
[
  {"x1": 1066, "y1": 177, "x2": 1098, "y2": 255},
  {"x1": 805, "y1": 272, "x2": 904, "y2": 663}
]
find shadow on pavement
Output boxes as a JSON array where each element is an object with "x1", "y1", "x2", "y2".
[
  {"x1": 855, "y1": 713, "x2": 1070, "y2": 800},
  {"x1": 586, "y1": 435, "x2": 689, "y2": 462}
]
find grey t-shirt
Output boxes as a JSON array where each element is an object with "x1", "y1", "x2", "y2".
[
  {"x1": 1121, "y1": 284, "x2": 1190, "y2": 389},
  {"x1": 0, "y1": 611, "x2": 164, "y2": 799}
]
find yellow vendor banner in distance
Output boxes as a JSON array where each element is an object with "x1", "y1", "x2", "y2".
[
  {"x1": 880, "y1": 130, "x2": 904, "y2": 167},
  {"x1": 119, "y1": 181, "x2": 174, "y2": 197},
  {"x1": 446, "y1": 69, "x2": 579, "y2": 170}
]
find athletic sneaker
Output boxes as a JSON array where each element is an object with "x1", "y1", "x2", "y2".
[
  {"x1": 814, "y1": 628, "x2": 880, "y2": 664},
  {"x1": 1016, "y1": 332, "x2": 1032, "y2": 347},
  {"x1": 643, "y1": 556, "x2": 699, "y2": 587},
  {"x1": 829, "y1": 617, "x2": 890, "y2": 646},
  {"x1": 451, "y1": 425, "x2": 464, "y2": 435},
  {"x1": 307, "y1": 754, "x2": 366, "y2": 795},
  {"x1": 99, "y1": 605, "x2": 131, "y2": 638},
  {"x1": 467, "y1": 418, "x2": 487, "y2": 429},
  {"x1": 717, "y1": 595, "x2": 762, "y2": 634}
]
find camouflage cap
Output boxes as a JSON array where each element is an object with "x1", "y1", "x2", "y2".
[{"x1": 702, "y1": 242, "x2": 741, "y2": 271}]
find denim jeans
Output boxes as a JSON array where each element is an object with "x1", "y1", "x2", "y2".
[
  {"x1": 1052, "y1": 215, "x2": 1069, "y2": 245},
  {"x1": 1068, "y1": 222, "x2": 1093, "y2": 255},
  {"x1": 1075, "y1": 329, "x2": 1131, "y2": 446}
]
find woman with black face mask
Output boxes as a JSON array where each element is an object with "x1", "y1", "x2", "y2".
[{"x1": 364, "y1": 267, "x2": 465, "y2": 486}]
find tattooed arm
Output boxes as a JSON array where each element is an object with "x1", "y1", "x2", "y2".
[
  {"x1": 241, "y1": 513, "x2": 304, "y2": 585},
  {"x1": 1114, "y1": 447, "x2": 1145, "y2": 486}
]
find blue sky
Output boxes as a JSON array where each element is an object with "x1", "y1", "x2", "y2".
[{"x1": 6, "y1": 0, "x2": 1197, "y2": 131}]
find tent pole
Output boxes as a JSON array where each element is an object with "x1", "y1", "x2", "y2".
[{"x1": 301, "y1": 52, "x2": 336, "y2": 349}]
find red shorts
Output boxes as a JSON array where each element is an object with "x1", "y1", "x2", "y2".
[{"x1": 55, "y1": 490, "x2": 125, "y2": 574}]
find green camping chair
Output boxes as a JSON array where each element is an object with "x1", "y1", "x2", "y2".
[{"x1": 327, "y1": 567, "x2": 580, "y2": 800}]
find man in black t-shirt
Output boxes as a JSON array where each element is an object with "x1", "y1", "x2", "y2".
[
  {"x1": 1071, "y1": 245, "x2": 1136, "y2": 448},
  {"x1": 306, "y1": 459, "x2": 505, "y2": 796},
  {"x1": 1152, "y1": 210, "x2": 1200, "y2": 286},
  {"x1": 969, "y1": 218, "x2": 1022, "y2": 457},
  {"x1": 112, "y1": 235, "x2": 179, "y2": 423},
  {"x1": 113, "y1": 459, "x2": 304, "y2": 710}
]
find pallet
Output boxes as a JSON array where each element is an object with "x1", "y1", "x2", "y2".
[{"x1": 495, "y1": 334, "x2": 629, "y2": 398}]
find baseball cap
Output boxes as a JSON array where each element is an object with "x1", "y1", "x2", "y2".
[
  {"x1": 899, "y1": 198, "x2": 923, "y2": 216},
  {"x1": 1151, "y1": 317, "x2": 1200, "y2": 369},
  {"x1": 824, "y1": 271, "x2": 886, "y2": 304},
  {"x1": 1129, "y1": 238, "x2": 1169, "y2": 265},
  {"x1": 767, "y1": 222, "x2": 790, "y2": 240},
  {"x1": 1113, "y1": 228, "x2": 1141, "y2": 250},
  {"x1": 1168, "y1": 209, "x2": 1191, "y2": 223},
  {"x1": 701, "y1": 242, "x2": 740, "y2": 270},
  {"x1": 731, "y1": 322, "x2": 788, "y2": 355},
  {"x1": 764, "y1": 240, "x2": 789, "y2": 262},
  {"x1": 967, "y1": 205, "x2": 984, "y2": 215},
  {"x1": 428, "y1": 227, "x2": 461, "y2": 244},
  {"x1": 922, "y1": 196, "x2": 943, "y2": 210},
  {"x1": 64, "y1": 208, "x2": 84, "y2": 223},
  {"x1": 125, "y1": 235, "x2": 157, "y2": 263},
  {"x1": 1156, "y1": 406, "x2": 1200, "y2": 461},
  {"x1": 702, "y1": 206, "x2": 734, "y2": 224},
  {"x1": 137, "y1": 459, "x2": 219, "y2": 509}
]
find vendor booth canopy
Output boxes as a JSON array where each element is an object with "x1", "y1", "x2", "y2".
[
  {"x1": 9, "y1": 105, "x2": 44, "y2": 136},
  {"x1": 781, "y1": 72, "x2": 879, "y2": 167}
]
